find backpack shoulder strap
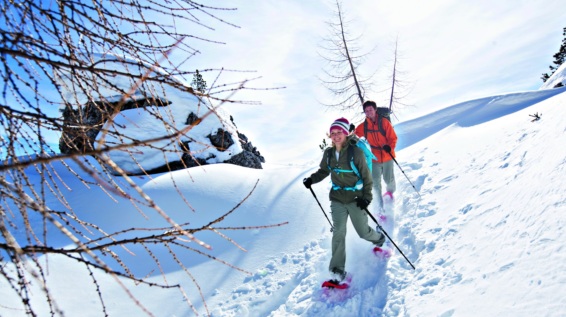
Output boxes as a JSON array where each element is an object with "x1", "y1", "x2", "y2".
[
  {"x1": 377, "y1": 116, "x2": 385, "y2": 136},
  {"x1": 348, "y1": 144, "x2": 360, "y2": 179},
  {"x1": 327, "y1": 144, "x2": 364, "y2": 192},
  {"x1": 364, "y1": 116, "x2": 386, "y2": 137},
  {"x1": 325, "y1": 147, "x2": 333, "y2": 169}
]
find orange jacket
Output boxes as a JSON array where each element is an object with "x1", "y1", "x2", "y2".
[{"x1": 355, "y1": 117, "x2": 397, "y2": 163}]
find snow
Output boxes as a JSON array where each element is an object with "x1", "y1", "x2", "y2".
[
  {"x1": 66, "y1": 54, "x2": 244, "y2": 175},
  {"x1": 2, "y1": 71, "x2": 566, "y2": 316},
  {"x1": 540, "y1": 62, "x2": 566, "y2": 89}
]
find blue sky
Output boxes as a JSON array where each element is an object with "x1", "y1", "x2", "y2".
[
  {"x1": 6, "y1": 1, "x2": 562, "y2": 162},
  {"x1": 173, "y1": 0, "x2": 565, "y2": 163}
]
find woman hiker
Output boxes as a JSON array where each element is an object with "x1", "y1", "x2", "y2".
[{"x1": 303, "y1": 117, "x2": 385, "y2": 284}]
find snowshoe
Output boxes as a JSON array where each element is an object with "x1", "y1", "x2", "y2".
[
  {"x1": 373, "y1": 246, "x2": 392, "y2": 259},
  {"x1": 383, "y1": 191, "x2": 394, "y2": 203},
  {"x1": 321, "y1": 279, "x2": 349, "y2": 289}
]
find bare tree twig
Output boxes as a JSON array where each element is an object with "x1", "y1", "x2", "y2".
[{"x1": 0, "y1": 2, "x2": 284, "y2": 316}]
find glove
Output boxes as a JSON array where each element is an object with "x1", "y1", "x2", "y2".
[
  {"x1": 383, "y1": 144, "x2": 392, "y2": 153},
  {"x1": 303, "y1": 178, "x2": 313, "y2": 189},
  {"x1": 349, "y1": 123, "x2": 356, "y2": 132},
  {"x1": 355, "y1": 197, "x2": 370, "y2": 210}
]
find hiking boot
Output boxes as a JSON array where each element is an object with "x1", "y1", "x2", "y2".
[
  {"x1": 330, "y1": 269, "x2": 347, "y2": 282},
  {"x1": 373, "y1": 231, "x2": 385, "y2": 247}
]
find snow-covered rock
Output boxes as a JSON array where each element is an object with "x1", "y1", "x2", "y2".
[{"x1": 58, "y1": 54, "x2": 264, "y2": 174}]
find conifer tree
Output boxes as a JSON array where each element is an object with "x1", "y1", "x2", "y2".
[
  {"x1": 191, "y1": 69, "x2": 208, "y2": 93},
  {"x1": 542, "y1": 27, "x2": 566, "y2": 82}
]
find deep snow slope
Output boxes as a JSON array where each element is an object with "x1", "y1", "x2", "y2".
[
  {"x1": 212, "y1": 89, "x2": 566, "y2": 317},
  {"x1": 1, "y1": 89, "x2": 565, "y2": 317},
  {"x1": 381, "y1": 91, "x2": 566, "y2": 317}
]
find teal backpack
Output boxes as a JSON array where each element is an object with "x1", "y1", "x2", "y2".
[{"x1": 327, "y1": 137, "x2": 376, "y2": 191}]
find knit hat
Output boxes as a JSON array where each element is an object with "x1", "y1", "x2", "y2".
[{"x1": 330, "y1": 117, "x2": 349, "y2": 135}]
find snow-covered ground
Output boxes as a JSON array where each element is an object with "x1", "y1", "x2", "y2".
[
  {"x1": 2, "y1": 85, "x2": 566, "y2": 316},
  {"x1": 541, "y1": 62, "x2": 566, "y2": 89}
]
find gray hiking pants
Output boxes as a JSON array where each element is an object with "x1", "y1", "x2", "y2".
[
  {"x1": 329, "y1": 201, "x2": 384, "y2": 275},
  {"x1": 371, "y1": 160, "x2": 396, "y2": 207}
]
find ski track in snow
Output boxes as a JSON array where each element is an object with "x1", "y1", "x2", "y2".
[
  {"x1": 211, "y1": 150, "x2": 499, "y2": 317},
  {"x1": 210, "y1": 163, "x2": 429, "y2": 317}
]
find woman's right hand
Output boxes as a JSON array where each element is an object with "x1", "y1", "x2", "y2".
[{"x1": 303, "y1": 178, "x2": 313, "y2": 189}]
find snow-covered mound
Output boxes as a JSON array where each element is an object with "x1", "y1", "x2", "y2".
[{"x1": 540, "y1": 62, "x2": 566, "y2": 89}]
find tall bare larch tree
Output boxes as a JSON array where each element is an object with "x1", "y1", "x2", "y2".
[
  {"x1": 319, "y1": 1, "x2": 411, "y2": 120},
  {"x1": 318, "y1": 0, "x2": 374, "y2": 113}
]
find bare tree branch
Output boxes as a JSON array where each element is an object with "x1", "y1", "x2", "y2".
[
  {"x1": 385, "y1": 36, "x2": 414, "y2": 117},
  {"x1": 0, "y1": 1, "x2": 283, "y2": 316},
  {"x1": 318, "y1": 0, "x2": 375, "y2": 114}
]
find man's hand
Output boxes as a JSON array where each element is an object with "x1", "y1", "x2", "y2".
[
  {"x1": 383, "y1": 144, "x2": 392, "y2": 153},
  {"x1": 303, "y1": 178, "x2": 313, "y2": 189}
]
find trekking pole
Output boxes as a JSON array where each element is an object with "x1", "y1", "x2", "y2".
[
  {"x1": 387, "y1": 152, "x2": 422, "y2": 199},
  {"x1": 309, "y1": 187, "x2": 334, "y2": 232},
  {"x1": 364, "y1": 207, "x2": 416, "y2": 270}
]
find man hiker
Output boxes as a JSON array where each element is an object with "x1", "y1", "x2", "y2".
[
  {"x1": 354, "y1": 100, "x2": 398, "y2": 209},
  {"x1": 303, "y1": 117, "x2": 385, "y2": 284}
]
